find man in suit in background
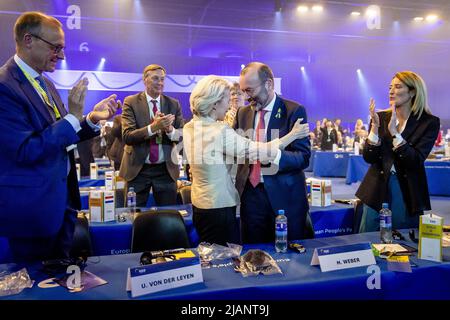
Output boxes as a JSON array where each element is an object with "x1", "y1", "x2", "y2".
[
  {"x1": 234, "y1": 62, "x2": 311, "y2": 243},
  {"x1": 76, "y1": 138, "x2": 94, "y2": 177},
  {"x1": 0, "y1": 12, "x2": 119, "y2": 262},
  {"x1": 106, "y1": 114, "x2": 125, "y2": 171},
  {"x1": 120, "y1": 64, "x2": 184, "y2": 207}
]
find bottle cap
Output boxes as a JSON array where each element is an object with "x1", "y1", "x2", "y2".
[
  {"x1": 382, "y1": 203, "x2": 389, "y2": 209},
  {"x1": 278, "y1": 209, "x2": 285, "y2": 215},
  {"x1": 129, "y1": 186, "x2": 135, "y2": 192}
]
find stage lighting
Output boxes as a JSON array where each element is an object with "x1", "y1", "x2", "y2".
[
  {"x1": 312, "y1": 5, "x2": 323, "y2": 13},
  {"x1": 426, "y1": 14, "x2": 438, "y2": 22},
  {"x1": 297, "y1": 5, "x2": 308, "y2": 13},
  {"x1": 414, "y1": 17, "x2": 424, "y2": 21},
  {"x1": 351, "y1": 11, "x2": 361, "y2": 16},
  {"x1": 365, "y1": 5, "x2": 381, "y2": 30},
  {"x1": 301, "y1": 66, "x2": 305, "y2": 71},
  {"x1": 101, "y1": 58, "x2": 106, "y2": 63},
  {"x1": 357, "y1": 69, "x2": 361, "y2": 73},
  {"x1": 241, "y1": 64, "x2": 245, "y2": 70}
]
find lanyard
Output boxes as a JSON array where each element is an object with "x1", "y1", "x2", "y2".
[{"x1": 17, "y1": 65, "x2": 61, "y2": 119}]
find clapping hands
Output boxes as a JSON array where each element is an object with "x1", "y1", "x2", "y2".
[
  {"x1": 369, "y1": 98, "x2": 380, "y2": 134},
  {"x1": 68, "y1": 78, "x2": 89, "y2": 121},
  {"x1": 152, "y1": 112, "x2": 175, "y2": 133},
  {"x1": 89, "y1": 94, "x2": 121, "y2": 123},
  {"x1": 387, "y1": 101, "x2": 398, "y2": 136}
]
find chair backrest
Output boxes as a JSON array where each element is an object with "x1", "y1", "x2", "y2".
[
  {"x1": 304, "y1": 211, "x2": 315, "y2": 239},
  {"x1": 177, "y1": 185, "x2": 191, "y2": 204},
  {"x1": 131, "y1": 210, "x2": 191, "y2": 253},
  {"x1": 353, "y1": 199, "x2": 364, "y2": 234},
  {"x1": 70, "y1": 214, "x2": 93, "y2": 258}
]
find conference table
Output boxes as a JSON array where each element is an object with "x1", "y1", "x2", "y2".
[
  {"x1": 89, "y1": 203, "x2": 355, "y2": 256},
  {"x1": 0, "y1": 203, "x2": 354, "y2": 263},
  {"x1": 313, "y1": 151, "x2": 352, "y2": 177},
  {"x1": 1, "y1": 230, "x2": 449, "y2": 300},
  {"x1": 345, "y1": 155, "x2": 450, "y2": 196}
]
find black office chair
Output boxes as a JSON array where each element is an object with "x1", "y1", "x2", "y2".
[
  {"x1": 131, "y1": 210, "x2": 191, "y2": 253},
  {"x1": 353, "y1": 199, "x2": 364, "y2": 234},
  {"x1": 70, "y1": 214, "x2": 93, "y2": 259},
  {"x1": 304, "y1": 211, "x2": 315, "y2": 239},
  {"x1": 177, "y1": 185, "x2": 191, "y2": 204}
]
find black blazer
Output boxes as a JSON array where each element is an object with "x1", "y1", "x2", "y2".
[
  {"x1": 356, "y1": 110, "x2": 440, "y2": 215},
  {"x1": 320, "y1": 127, "x2": 338, "y2": 150}
]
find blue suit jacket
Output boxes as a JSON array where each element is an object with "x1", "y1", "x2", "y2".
[
  {"x1": 0, "y1": 57, "x2": 98, "y2": 238},
  {"x1": 234, "y1": 96, "x2": 311, "y2": 239}
]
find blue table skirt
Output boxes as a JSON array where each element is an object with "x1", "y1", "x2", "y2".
[
  {"x1": 313, "y1": 151, "x2": 352, "y2": 177},
  {"x1": 0, "y1": 204, "x2": 354, "y2": 263},
  {"x1": 345, "y1": 155, "x2": 450, "y2": 196},
  {"x1": 1, "y1": 231, "x2": 449, "y2": 300},
  {"x1": 88, "y1": 204, "x2": 353, "y2": 257}
]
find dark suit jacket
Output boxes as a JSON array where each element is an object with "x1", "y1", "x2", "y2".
[
  {"x1": 356, "y1": 110, "x2": 440, "y2": 215},
  {"x1": 119, "y1": 92, "x2": 184, "y2": 181},
  {"x1": 0, "y1": 57, "x2": 98, "y2": 237},
  {"x1": 107, "y1": 115, "x2": 125, "y2": 170},
  {"x1": 77, "y1": 138, "x2": 94, "y2": 177},
  {"x1": 234, "y1": 96, "x2": 311, "y2": 239},
  {"x1": 320, "y1": 127, "x2": 338, "y2": 150}
]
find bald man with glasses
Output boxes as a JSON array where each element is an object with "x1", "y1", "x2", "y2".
[{"x1": 0, "y1": 11, "x2": 120, "y2": 262}]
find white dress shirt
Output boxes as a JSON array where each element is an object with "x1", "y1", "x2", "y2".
[{"x1": 252, "y1": 93, "x2": 282, "y2": 183}]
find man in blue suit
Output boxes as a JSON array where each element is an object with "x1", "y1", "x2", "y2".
[
  {"x1": 234, "y1": 62, "x2": 311, "y2": 243},
  {"x1": 0, "y1": 12, "x2": 119, "y2": 262}
]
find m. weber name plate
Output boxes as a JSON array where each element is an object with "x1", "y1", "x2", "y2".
[{"x1": 311, "y1": 242, "x2": 376, "y2": 272}]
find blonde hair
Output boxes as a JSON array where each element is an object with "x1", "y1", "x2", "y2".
[
  {"x1": 190, "y1": 75, "x2": 231, "y2": 117},
  {"x1": 394, "y1": 71, "x2": 431, "y2": 119}
]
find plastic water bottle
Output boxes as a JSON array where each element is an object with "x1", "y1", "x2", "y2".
[
  {"x1": 127, "y1": 186, "x2": 137, "y2": 218},
  {"x1": 275, "y1": 209, "x2": 288, "y2": 253},
  {"x1": 445, "y1": 130, "x2": 450, "y2": 157},
  {"x1": 380, "y1": 203, "x2": 393, "y2": 244}
]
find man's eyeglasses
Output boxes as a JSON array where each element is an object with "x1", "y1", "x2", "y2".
[{"x1": 29, "y1": 33, "x2": 65, "y2": 54}]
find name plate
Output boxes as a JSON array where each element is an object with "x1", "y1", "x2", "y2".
[
  {"x1": 311, "y1": 242, "x2": 376, "y2": 272},
  {"x1": 419, "y1": 213, "x2": 443, "y2": 262},
  {"x1": 126, "y1": 256, "x2": 203, "y2": 298}
]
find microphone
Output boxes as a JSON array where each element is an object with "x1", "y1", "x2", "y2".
[
  {"x1": 140, "y1": 248, "x2": 186, "y2": 265},
  {"x1": 149, "y1": 248, "x2": 186, "y2": 258}
]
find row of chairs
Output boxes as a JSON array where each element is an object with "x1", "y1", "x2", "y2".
[{"x1": 70, "y1": 185, "x2": 361, "y2": 259}]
